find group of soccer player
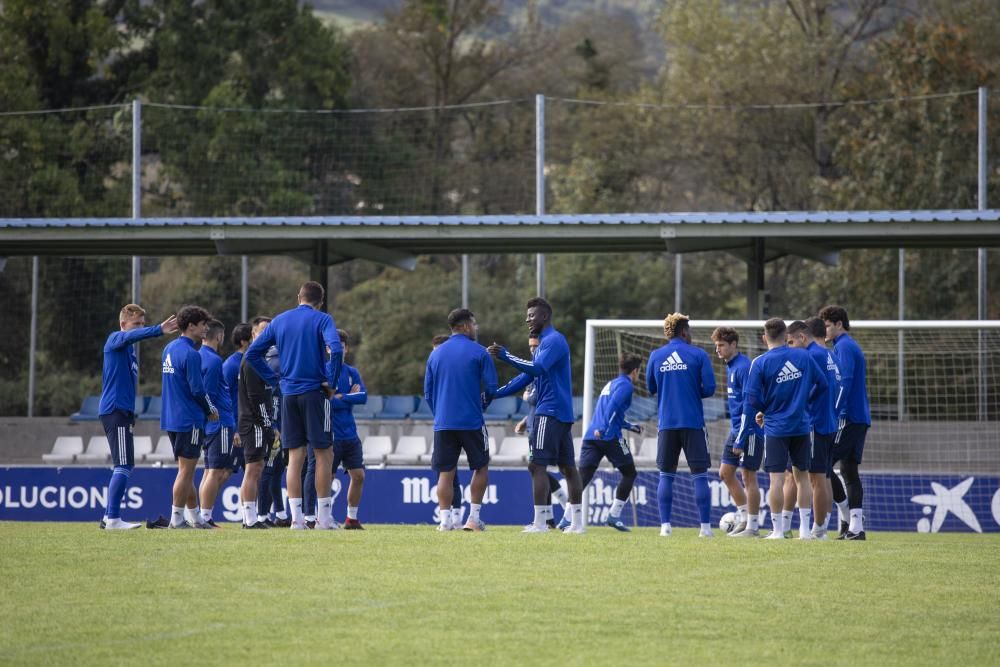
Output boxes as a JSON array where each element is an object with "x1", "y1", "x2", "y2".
[{"x1": 95, "y1": 278, "x2": 868, "y2": 538}]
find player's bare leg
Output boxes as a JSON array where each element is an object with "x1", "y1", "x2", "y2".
[
  {"x1": 729, "y1": 468, "x2": 762, "y2": 536},
  {"x1": 793, "y1": 467, "x2": 814, "y2": 539},
  {"x1": 558, "y1": 463, "x2": 585, "y2": 533},
  {"x1": 241, "y1": 461, "x2": 264, "y2": 526},
  {"x1": 720, "y1": 462, "x2": 747, "y2": 529},
  {"x1": 809, "y1": 471, "x2": 830, "y2": 537},
  {"x1": 312, "y1": 447, "x2": 336, "y2": 528},
  {"x1": 286, "y1": 447, "x2": 307, "y2": 528},
  {"x1": 462, "y1": 465, "x2": 489, "y2": 531},
  {"x1": 437, "y1": 469, "x2": 456, "y2": 530},
  {"x1": 342, "y1": 468, "x2": 365, "y2": 528},
  {"x1": 766, "y1": 471, "x2": 786, "y2": 538}
]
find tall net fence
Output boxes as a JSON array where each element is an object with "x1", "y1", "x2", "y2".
[{"x1": 586, "y1": 320, "x2": 1000, "y2": 532}]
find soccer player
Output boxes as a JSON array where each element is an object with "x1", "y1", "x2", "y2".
[
  {"x1": 711, "y1": 326, "x2": 764, "y2": 537},
  {"x1": 489, "y1": 297, "x2": 585, "y2": 534},
  {"x1": 744, "y1": 318, "x2": 827, "y2": 540},
  {"x1": 425, "y1": 309, "x2": 498, "y2": 532},
  {"x1": 246, "y1": 281, "x2": 343, "y2": 530},
  {"x1": 238, "y1": 316, "x2": 274, "y2": 528},
  {"x1": 98, "y1": 304, "x2": 178, "y2": 529},
  {"x1": 223, "y1": 322, "x2": 252, "y2": 437},
  {"x1": 579, "y1": 354, "x2": 643, "y2": 531},
  {"x1": 161, "y1": 305, "x2": 219, "y2": 529},
  {"x1": 305, "y1": 330, "x2": 369, "y2": 529},
  {"x1": 819, "y1": 305, "x2": 871, "y2": 540},
  {"x1": 646, "y1": 313, "x2": 717, "y2": 537},
  {"x1": 509, "y1": 333, "x2": 568, "y2": 529},
  {"x1": 789, "y1": 318, "x2": 841, "y2": 538},
  {"x1": 198, "y1": 319, "x2": 237, "y2": 527},
  {"x1": 432, "y1": 333, "x2": 464, "y2": 528}
]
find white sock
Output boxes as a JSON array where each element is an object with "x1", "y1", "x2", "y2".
[
  {"x1": 317, "y1": 496, "x2": 333, "y2": 525},
  {"x1": 440, "y1": 509, "x2": 451, "y2": 528},
  {"x1": 243, "y1": 502, "x2": 257, "y2": 526},
  {"x1": 469, "y1": 503, "x2": 482, "y2": 523},
  {"x1": 758, "y1": 508, "x2": 768, "y2": 525},
  {"x1": 552, "y1": 487, "x2": 569, "y2": 509},
  {"x1": 170, "y1": 505, "x2": 185, "y2": 526},
  {"x1": 276, "y1": 510, "x2": 288, "y2": 520},
  {"x1": 347, "y1": 505, "x2": 359, "y2": 520},
  {"x1": 737, "y1": 504, "x2": 748, "y2": 523},
  {"x1": 660, "y1": 522, "x2": 672, "y2": 534},
  {"x1": 822, "y1": 511, "x2": 831, "y2": 529},
  {"x1": 837, "y1": 500, "x2": 849, "y2": 524},
  {"x1": 304, "y1": 514, "x2": 316, "y2": 522},
  {"x1": 849, "y1": 508, "x2": 864, "y2": 533},
  {"x1": 451, "y1": 507, "x2": 462, "y2": 526},
  {"x1": 799, "y1": 509, "x2": 812, "y2": 537},
  {"x1": 199, "y1": 508, "x2": 212, "y2": 522},
  {"x1": 748, "y1": 514, "x2": 759, "y2": 530},
  {"x1": 570, "y1": 503, "x2": 583, "y2": 529},
  {"x1": 533, "y1": 505, "x2": 547, "y2": 528},
  {"x1": 781, "y1": 510, "x2": 793, "y2": 530},
  {"x1": 610, "y1": 498, "x2": 626, "y2": 518},
  {"x1": 184, "y1": 507, "x2": 200, "y2": 525},
  {"x1": 772, "y1": 513, "x2": 784, "y2": 533},
  {"x1": 289, "y1": 498, "x2": 304, "y2": 525},
  {"x1": 700, "y1": 522, "x2": 712, "y2": 532}
]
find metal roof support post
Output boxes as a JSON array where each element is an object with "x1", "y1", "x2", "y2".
[
  {"x1": 27, "y1": 256, "x2": 38, "y2": 417},
  {"x1": 535, "y1": 94, "x2": 546, "y2": 298},
  {"x1": 311, "y1": 243, "x2": 329, "y2": 313},
  {"x1": 978, "y1": 86, "x2": 989, "y2": 420},
  {"x1": 241, "y1": 255, "x2": 249, "y2": 322},
  {"x1": 898, "y1": 248, "x2": 906, "y2": 421},
  {"x1": 462, "y1": 254, "x2": 469, "y2": 308},
  {"x1": 746, "y1": 239, "x2": 765, "y2": 319},
  {"x1": 674, "y1": 254, "x2": 683, "y2": 312}
]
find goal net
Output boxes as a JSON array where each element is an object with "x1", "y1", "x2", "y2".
[{"x1": 582, "y1": 319, "x2": 1000, "y2": 533}]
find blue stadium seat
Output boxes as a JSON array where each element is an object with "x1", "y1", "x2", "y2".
[
  {"x1": 573, "y1": 395, "x2": 584, "y2": 421},
  {"x1": 139, "y1": 396, "x2": 161, "y2": 421},
  {"x1": 702, "y1": 396, "x2": 727, "y2": 422},
  {"x1": 511, "y1": 397, "x2": 529, "y2": 420},
  {"x1": 376, "y1": 395, "x2": 417, "y2": 420},
  {"x1": 352, "y1": 395, "x2": 383, "y2": 420},
  {"x1": 411, "y1": 397, "x2": 434, "y2": 420},
  {"x1": 134, "y1": 396, "x2": 149, "y2": 416},
  {"x1": 626, "y1": 395, "x2": 657, "y2": 423},
  {"x1": 484, "y1": 395, "x2": 519, "y2": 420},
  {"x1": 69, "y1": 395, "x2": 101, "y2": 422}
]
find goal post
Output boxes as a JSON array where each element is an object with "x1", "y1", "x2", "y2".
[{"x1": 582, "y1": 319, "x2": 1000, "y2": 533}]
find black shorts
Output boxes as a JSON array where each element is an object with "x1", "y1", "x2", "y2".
[
  {"x1": 764, "y1": 434, "x2": 811, "y2": 473},
  {"x1": 240, "y1": 422, "x2": 274, "y2": 464},
  {"x1": 579, "y1": 438, "x2": 634, "y2": 470},
  {"x1": 811, "y1": 431, "x2": 835, "y2": 475},
  {"x1": 169, "y1": 427, "x2": 203, "y2": 461},
  {"x1": 832, "y1": 422, "x2": 868, "y2": 464},
  {"x1": 529, "y1": 415, "x2": 575, "y2": 467},
  {"x1": 280, "y1": 391, "x2": 331, "y2": 450},
  {"x1": 100, "y1": 410, "x2": 135, "y2": 467},
  {"x1": 657, "y1": 428, "x2": 710, "y2": 472},
  {"x1": 432, "y1": 428, "x2": 490, "y2": 472}
]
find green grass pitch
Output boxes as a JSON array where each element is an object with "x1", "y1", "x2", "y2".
[{"x1": 1, "y1": 523, "x2": 997, "y2": 665}]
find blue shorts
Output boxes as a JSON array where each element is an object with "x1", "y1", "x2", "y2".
[
  {"x1": 579, "y1": 437, "x2": 634, "y2": 470},
  {"x1": 738, "y1": 432, "x2": 763, "y2": 472},
  {"x1": 333, "y1": 438, "x2": 364, "y2": 471},
  {"x1": 100, "y1": 410, "x2": 135, "y2": 467},
  {"x1": 432, "y1": 428, "x2": 490, "y2": 472},
  {"x1": 529, "y1": 416, "x2": 575, "y2": 467},
  {"x1": 281, "y1": 391, "x2": 332, "y2": 450},
  {"x1": 657, "y1": 428, "x2": 710, "y2": 473},
  {"x1": 720, "y1": 432, "x2": 740, "y2": 467},
  {"x1": 764, "y1": 434, "x2": 811, "y2": 473},
  {"x1": 204, "y1": 425, "x2": 237, "y2": 469},
  {"x1": 832, "y1": 422, "x2": 868, "y2": 464},
  {"x1": 811, "y1": 431, "x2": 835, "y2": 475},
  {"x1": 169, "y1": 427, "x2": 203, "y2": 461}
]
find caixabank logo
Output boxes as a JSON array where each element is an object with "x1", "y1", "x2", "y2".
[{"x1": 910, "y1": 476, "x2": 1000, "y2": 533}]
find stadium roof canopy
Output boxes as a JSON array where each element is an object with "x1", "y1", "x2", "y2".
[{"x1": 2, "y1": 209, "x2": 1000, "y2": 271}]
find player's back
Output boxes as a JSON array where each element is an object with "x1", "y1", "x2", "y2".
[
  {"x1": 330, "y1": 363, "x2": 365, "y2": 441},
  {"x1": 748, "y1": 346, "x2": 819, "y2": 437},
  {"x1": 223, "y1": 351, "x2": 242, "y2": 423},
  {"x1": 807, "y1": 342, "x2": 839, "y2": 435},
  {"x1": 646, "y1": 338, "x2": 715, "y2": 430},
  {"x1": 161, "y1": 337, "x2": 205, "y2": 431},
  {"x1": 425, "y1": 334, "x2": 496, "y2": 430},
  {"x1": 587, "y1": 374, "x2": 633, "y2": 440},
  {"x1": 99, "y1": 325, "x2": 160, "y2": 416},
  {"x1": 266, "y1": 304, "x2": 339, "y2": 395},
  {"x1": 531, "y1": 326, "x2": 574, "y2": 423}
]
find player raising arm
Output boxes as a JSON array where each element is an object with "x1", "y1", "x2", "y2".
[{"x1": 98, "y1": 304, "x2": 178, "y2": 529}]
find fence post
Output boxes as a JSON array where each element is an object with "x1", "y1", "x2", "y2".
[
  {"x1": 977, "y1": 86, "x2": 988, "y2": 420},
  {"x1": 241, "y1": 255, "x2": 249, "y2": 322},
  {"x1": 461, "y1": 254, "x2": 470, "y2": 308},
  {"x1": 898, "y1": 248, "x2": 905, "y2": 421},
  {"x1": 132, "y1": 99, "x2": 142, "y2": 393},
  {"x1": 535, "y1": 94, "x2": 546, "y2": 298}
]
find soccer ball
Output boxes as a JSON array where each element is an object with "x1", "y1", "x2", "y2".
[{"x1": 719, "y1": 511, "x2": 737, "y2": 534}]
